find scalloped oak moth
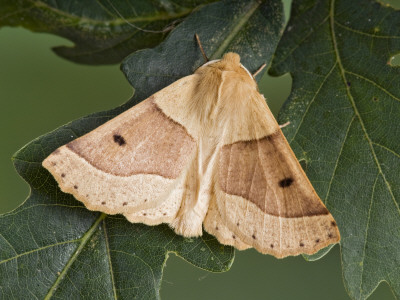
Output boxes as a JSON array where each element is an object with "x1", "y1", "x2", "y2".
[{"x1": 43, "y1": 52, "x2": 340, "y2": 258}]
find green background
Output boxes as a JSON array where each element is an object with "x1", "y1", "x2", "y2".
[{"x1": 0, "y1": 23, "x2": 396, "y2": 300}]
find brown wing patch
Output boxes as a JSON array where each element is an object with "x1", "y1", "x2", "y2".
[
  {"x1": 67, "y1": 98, "x2": 195, "y2": 179},
  {"x1": 219, "y1": 130, "x2": 329, "y2": 218}
]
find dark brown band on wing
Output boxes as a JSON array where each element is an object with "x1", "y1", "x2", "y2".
[
  {"x1": 67, "y1": 97, "x2": 195, "y2": 179},
  {"x1": 219, "y1": 131, "x2": 329, "y2": 218}
]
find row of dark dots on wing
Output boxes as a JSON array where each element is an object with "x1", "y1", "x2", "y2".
[
  {"x1": 215, "y1": 221, "x2": 337, "y2": 248},
  {"x1": 58, "y1": 159, "x2": 172, "y2": 216},
  {"x1": 99, "y1": 198, "x2": 168, "y2": 216},
  {"x1": 141, "y1": 212, "x2": 168, "y2": 216},
  {"x1": 60, "y1": 172, "x2": 171, "y2": 217},
  {"x1": 69, "y1": 185, "x2": 170, "y2": 217},
  {"x1": 214, "y1": 222, "x2": 259, "y2": 241}
]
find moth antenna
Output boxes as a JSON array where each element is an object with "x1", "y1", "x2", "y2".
[
  {"x1": 252, "y1": 63, "x2": 267, "y2": 78},
  {"x1": 195, "y1": 34, "x2": 209, "y2": 62},
  {"x1": 279, "y1": 121, "x2": 291, "y2": 129}
]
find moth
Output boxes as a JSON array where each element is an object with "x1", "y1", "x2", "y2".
[{"x1": 43, "y1": 41, "x2": 340, "y2": 258}]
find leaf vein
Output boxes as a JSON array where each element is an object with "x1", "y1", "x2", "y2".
[
  {"x1": 0, "y1": 232, "x2": 18, "y2": 255},
  {"x1": 110, "y1": 249, "x2": 157, "y2": 295},
  {"x1": 334, "y1": 21, "x2": 400, "y2": 39},
  {"x1": 359, "y1": 173, "x2": 379, "y2": 294},
  {"x1": 0, "y1": 239, "x2": 80, "y2": 266},
  {"x1": 289, "y1": 61, "x2": 337, "y2": 144},
  {"x1": 3, "y1": 203, "x2": 86, "y2": 217},
  {"x1": 345, "y1": 71, "x2": 400, "y2": 102},
  {"x1": 324, "y1": 115, "x2": 355, "y2": 206},
  {"x1": 201, "y1": 236, "x2": 223, "y2": 267},
  {"x1": 372, "y1": 142, "x2": 400, "y2": 159},
  {"x1": 102, "y1": 220, "x2": 118, "y2": 300},
  {"x1": 272, "y1": 14, "x2": 330, "y2": 68}
]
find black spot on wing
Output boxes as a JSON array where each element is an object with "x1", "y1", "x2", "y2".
[
  {"x1": 113, "y1": 134, "x2": 126, "y2": 146},
  {"x1": 279, "y1": 177, "x2": 294, "y2": 188}
]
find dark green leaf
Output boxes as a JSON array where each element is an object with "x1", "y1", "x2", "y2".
[
  {"x1": 0, "y1": 0, "x2": 284, "y2": 298},
  {"x1": 0, "y1": 0, "x2": 216, "y2": 65},
  {"x1": 270, "y1": 0, "x2": 400, "y2": 299}
]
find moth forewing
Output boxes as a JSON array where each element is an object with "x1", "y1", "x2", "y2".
[{"x1": 43, "y1": 52, "x2": 340, "y2": 258}]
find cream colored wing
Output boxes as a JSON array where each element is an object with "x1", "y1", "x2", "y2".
[
  {"x1": 210, "y1": 126, "x2": 340, "y2": 258},
  {"x1": 43, "y1": 76, "x2": 199, "y2": 226},
  {"x1": 204, "y1": 194, "x2": 252, "y2": 251}
]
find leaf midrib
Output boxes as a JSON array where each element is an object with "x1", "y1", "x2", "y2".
[
  {"x1": 329, "y1": 0, "x2": 398, "y2": 209},
  {"x1": 329, "y1": 0, "x2": 400, "y2": 293},
  {"x1": 44, "y1": 213, "x2": 106, "y2": 300},
  {"x1": 27, "y1": 0, "x2": 194, "y2": 25},
  {"x1": 210, "y1": 0, "x2": 261, "y2": 59}
]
